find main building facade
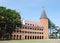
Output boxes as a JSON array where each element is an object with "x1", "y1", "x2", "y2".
[{"x1": 12, "y1": 9, "x2": 49, "y2": 40}]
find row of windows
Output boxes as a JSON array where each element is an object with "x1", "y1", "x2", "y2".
[
  {"x1": 14, "y1": 30, "x2": 43, "y2": 34},
  {"x1": 23, "y1": 27, "x2": 43, "y2": 31},
  {"x1": 25, "y1": 23, "x2": 37, "y2": 27},
  {"x1": 21, "y1": 31, "x2": 43, "y2": 34}
]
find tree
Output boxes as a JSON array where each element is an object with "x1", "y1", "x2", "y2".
[
  {"x1": 48, "y1": 19, "x2": 57, "y2": 38},
  {"x1": 48, "y1": 19, "x2": 60, "y2": 39},
  {"x1": 56, "y1": 28, "x2": 60, "y2": 38},
  {"x1": 0, "y1": 6, "x2": 22, "y2": 40}
]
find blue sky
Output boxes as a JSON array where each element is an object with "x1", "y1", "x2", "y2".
[{"x1": 0, "y1": 0, "x2": 60, "y2": 26}]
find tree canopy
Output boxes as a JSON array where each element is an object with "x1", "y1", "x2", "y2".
[{"x1": 0, "y1": 6, "x2": 22, "y2": 40}]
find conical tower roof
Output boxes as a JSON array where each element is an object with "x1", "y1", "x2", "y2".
[{"x1": 40, "y1": 8, "x2": 48, "y2": 19}]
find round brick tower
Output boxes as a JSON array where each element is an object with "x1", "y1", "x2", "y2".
[{"x1": 40, "y1": 8, "x2": 49, "y2": 39}]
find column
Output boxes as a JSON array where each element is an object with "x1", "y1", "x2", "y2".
[
  {"x1": 26, "y1": 36, "x2": 28, "y2": 39},
  {"x1": 35, "y1": 36, "x2": 36, "y2": 39},
  {"x1": 31, "y1": 36, "x2": 32, "y2": 39},
  {"x1": 29, "y1": 36, "x2": 30, "y2": 39}
]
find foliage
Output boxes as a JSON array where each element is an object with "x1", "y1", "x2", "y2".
[
  {"x1": 48, "y1": 19, "x2": 60, "y2": 39},
  {"x1": 0, "y1": 6, "x2": 22, "y2": 40}
]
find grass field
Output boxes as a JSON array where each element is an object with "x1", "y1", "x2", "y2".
[{"x1": 0, "y1": 39, "x2": 60, "y2": 43}]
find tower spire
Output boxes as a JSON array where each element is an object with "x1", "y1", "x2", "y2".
[{"x1": 40, "y1": 6, "x2": 48, "y2": 19}]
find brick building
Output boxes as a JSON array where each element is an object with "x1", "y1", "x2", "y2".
[{"x1": 12, "y1": 9, "x2": 49, "y2": 40}]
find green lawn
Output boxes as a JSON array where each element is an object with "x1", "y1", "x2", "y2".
[{"x1": 0, "y1": 39, "x2": 60, "y2": 43}]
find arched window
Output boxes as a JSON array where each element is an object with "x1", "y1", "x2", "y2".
[
  {"x1": 14, "y1": 35, "x2": 16, "y2": 39},
  {"x1": 17, "y1": 35, "x2": 18, "y2": 39}
]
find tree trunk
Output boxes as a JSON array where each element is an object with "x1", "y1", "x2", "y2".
[
  {"x1": 50, "y1": 28, "x2": 51, "y2": 35},
  {"x1": 49, "y1": 28, "x2": 52, "y2": 38},
  {"x1": 59, "y1": 33, "x2": 60, "y2": 38},
  {"x1": 55, "y1": 33, "x2": 57, "y2": 39}
]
